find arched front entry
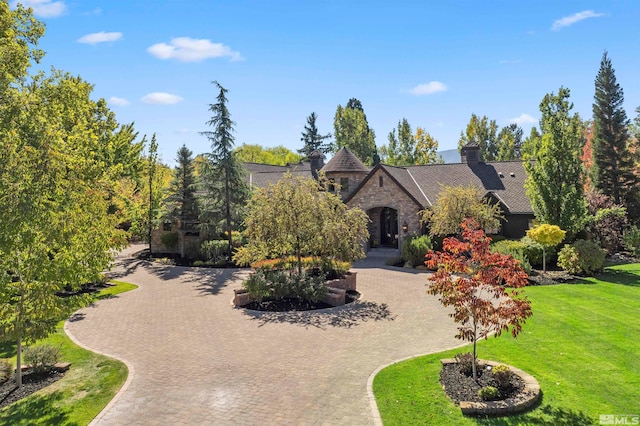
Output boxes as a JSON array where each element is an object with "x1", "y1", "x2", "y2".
[{"x1": 367, "y1": 207, "x2": 399, "y2": 249}]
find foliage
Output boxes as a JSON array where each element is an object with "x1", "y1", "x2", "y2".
[
  {"x1": 492, "y1": 364, "x2": 512, "y2": 390},
  {"x1": 426, "y1": 219, "x2": 532, "y2": 379},
  {"x1": 380, "y1": 120, "x2": 443, "y2": 165},
  {"x1": 623, "y1": 226, "x2": 640, "y2": 256},
  {"x1": 526, "y1": 224, "x2": 566, "y2": 247},
  {"x1": 592, "y1": 207, "x2": 628, "y2": 254},
  {"x1": 524, "y1": 87, "x2": 587, "y2": 239},
  {"x1": 298, "y1": 112, "x2": 332, "y2": 157},
  {"x1": 401, "y1": 234, "x2": 432, "y2": 267},
  {"x1": 519, "y1": 236, "x2": 545, "y2": 267},
  {"x1": 160, "y1": 232, "x2": 179, "y2": 249},
  {"x1": 333, "y1": 101, "x2": 377, "y2": 165},
  {"x1": 164, "y1": 145, "x2": 198, "y2": 229},
  {"x1": 422, "y1": 185, "x2": 503, "y2": 237},
  {"x1": 23, "y1": 344, "x2": 60, "y2": 374},
  {"x1": 250, "y1": 256, "x2": 350, "y2": 278},
  {"x1": 491, "y1": 240, "x2": 532, "y2": 273},
  {"x1": 235, "y1": 173, "x2": 368, "y2": 274},
  {"x1": 236, "y1": 143, "x2": 304, "y2": 165},
  {"x1": 0, "y1": 359, "x2": 11, "y2": 382},
  {"x1": 496, "y1": 123, "x2": 524, "y2": 160},
  {"x1": 413, "y1": 127, "x2": 444, "y2": 164},
  {"x1": 478, "y1": 385, "x2": 499, "y2": 401},
  {"x1": 243, "y1": 270, "x2": 327, "y2": 302},
  {"x1": 457, "y1": 114, "x2": 499, "y2": 161},
  {"x1": 558, "y1": 240, "x2": 605, "y2": 275},
  {"x1": 200, "y1": 239, "x2": 229, "y2": 261},
  {"x1": 591, "y1": 52, "x2": 637, "y2": 206},
  {"x1": 199, "y1": 81, "x2": 249, "y2": 260},
  {"x1": 454, "y1": 352, "x2": 476, "y2": 376}
]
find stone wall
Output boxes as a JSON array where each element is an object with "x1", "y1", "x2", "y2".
[
  {"x1": 346, "y1": 168, "x2": 423, "y2": 249},
  {"x1": 324, "y1": 171, "x2": 369, "y2": 201}
]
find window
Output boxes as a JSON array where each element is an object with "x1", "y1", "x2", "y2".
[
  {"x1": 379, "y1": 176, "x2": 384, "y2": 187},
  {"x1": 163, "y1": 222, "x2": 172, "y2": 231},
  {"x1": 328, "y1": 179, "x2": 335, "y2": 193},
  {"x1": 340, "y1": 177, "x2": 349, "y2": 192}
]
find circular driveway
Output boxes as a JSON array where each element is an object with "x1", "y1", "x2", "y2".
[{"x1": 65, "y1": 245, "x2": 460, "y2": 425}]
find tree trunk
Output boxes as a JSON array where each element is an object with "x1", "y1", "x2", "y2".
[
  {"x1": 472, "y1": 321, "x2": 478, "y2": 381},
  {"x1": 225, "y1": 164, "x2": 232, "y2": 262},
  {"x1": 542, "y1": 247, "x2": 546, "y2": 273},
  {"x1": 16, "y1": 336, "x2": 22, "y2": 388}
]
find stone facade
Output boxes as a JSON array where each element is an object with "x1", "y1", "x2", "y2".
[
  {"x1": 346, "y1": 168, "x2": 422, "y2": 249},
  {"x1": 324, "y1": 170, "x2": 369, "y2": 201}
]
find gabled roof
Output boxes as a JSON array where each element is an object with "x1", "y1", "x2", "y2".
[
  {"x1": 321, "y1": 147, "x2": 370, "y2": 173},
  {"x1": 343, "y1": 164, "x2": 424, "y2": 208},
  {"x1": 244, "y1": 162, "x2": 312, "y2": 188}
]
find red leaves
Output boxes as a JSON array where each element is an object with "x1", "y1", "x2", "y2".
[{"x1": 426, "y1": 219, "x2": 533, "y2": 347}]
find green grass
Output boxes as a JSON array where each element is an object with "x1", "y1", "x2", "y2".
[
  {"x1": 0, "y1": 280, "x2": 137, "y2": 425},
  {"x1": 373, "y1": 263, "x2": 640, "y2": 425}
]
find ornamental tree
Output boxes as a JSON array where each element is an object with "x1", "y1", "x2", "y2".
[
  {"x1": 426, "y1": 219, "x2": 532, "y2": 380},
  {"x1": 526, "y1": 224, "x2": 566, "y2": 272}
]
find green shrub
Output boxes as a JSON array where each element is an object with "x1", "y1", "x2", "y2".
[
  {"x1": 0, "y1": 359, "x2": 12, "y2": 382},
  {"x1": 160, "y1": 231, "x2": 179, "y2": 249},
  {"x1": 23, "y1": 344, "x2": 60, "y2": 373},
  {"x1": 478, "y1": 385, "x2": 499, "y2": 401},
  {"x1": 455, "y1": 352, "x2": 476, "y2": 376},
  {"x1": 623, "y1": 225, "x2": 640, "y2": 257},
  {"x1": 243, "y1": 270, "x2": 327, "y2": 302},
  {"x1": 385, "y1": 256, "x2": 404, "y2": 267},
  {"x1": 200, "y1": 239, "x2": 229, "y2": 261},
  {"x1": 491, "y1": 240, "x2": 532, "y2": 273},
  {"x1": 401, "y1": 234, "x2": 432, "y2": 267},
  {"x1": 558, "y1": 239, "x2": 606, "y2": 275},
  {"x1": 492, "y1": 364, "x2": 511, "y2": 390},
  {"x1": 520, "y1": 236, "x2": 545, "y2": 267}
]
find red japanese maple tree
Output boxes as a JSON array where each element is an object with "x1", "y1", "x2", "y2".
[{"x1": 426, "y1": 219, "x2": 533, "y2": 380}]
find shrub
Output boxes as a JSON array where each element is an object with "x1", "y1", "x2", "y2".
[
  {"x1": 478, "y1": 385, "x2": 499, "y2": 401},
  {"x1": 23, "y1": 344, "x2": 60, "y2": 373},
  {"x1": 401, "y1": 234, "x2": 432, "y2": 267},
  {"x1": 591, "y1": 207, "x2": 628, "y2": 254},
  {"x1": 243, "y1": 270, "x2": 327, "y2": 302},
  {"x1": 385, "y1": 256, "x2": 404, "y2": 267},
  {"x1": 455, "y1": 352, "x2": 476, "y2": 376},
  {"x1": 0, "y1": 359, "x2": 12, "y2": 382},
  {"x1": 520, "y1": 236, "x2": 545, "y2": 267},
  {"x1": 492, "y1": 364, "x2": 511, "y2": 390},
  {"x1": 200, "y1": 239, "x2": 229, "y2": 261},
  {"x1": 623, "y1": 226, "x2": 640, "y2": 257},
  {"x1": 558, "y1": 239, "x2": 605, "y2": 275},
  {"x1": 491, "y1": 240, "x2": 532, "y2": 273},
  {"x1": 160, "y1": 231, "x2": 179, "y2": 249}
]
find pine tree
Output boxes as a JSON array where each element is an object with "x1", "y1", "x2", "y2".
[
  {"x1": 591, "y1": 51, "x2": 637, "y2": 205},
  {"x1": 164, "y1": 145, "x2": 198, "y2": 256},
  {"x1": 524, "y1": 87, "x2": 587, "y2": 238},
  {"x1": 298, "y1": 112, "x2": 332, "y2": 158},
  {"x1": 200, "y1": 82, "x2": 248, "y2": 258}
]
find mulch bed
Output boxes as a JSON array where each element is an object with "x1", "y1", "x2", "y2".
[
  {"x1": 243, "y1": 291, "x2": 361, "y2": 312},
  {"x1": 0, "y1": 369, "x2": 65, "y2": 410},
  {"x1": 440, "y1": 362, "x2": 524, "y2": 404}
]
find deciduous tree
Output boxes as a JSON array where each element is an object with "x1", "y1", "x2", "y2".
[
  {"x1": 333, "y1": 100, "x2": 376, "y2": 165},
  {"x1": 236, "y1": 143, "x2": 303, "y2": 166},
  {"x1": 495, "y1": 123, "x2": 524, "y2": 161},
  {"x1": 524, "y1": 87, "x2": 587, "y2": 238},
  {"x1": 458, "y1": 114, "x2": 499, "y2": 161},
  {"x1": 426, "y1": 219, "x2": 532, "y2": 380},
  {"x1": 526, "y1": 224, "x2": 566, "y2": 272}
]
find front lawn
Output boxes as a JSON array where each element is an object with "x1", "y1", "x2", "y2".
[
  {"x1": 0, "y1": 280, "x2": 137, "y2": 425},
  {"x1": 373, "y1": 264, "x2": 640, "y2": 425}
]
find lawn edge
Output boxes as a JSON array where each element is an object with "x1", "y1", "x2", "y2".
[{"x1": 367, "y1": 341, "x2": 469, "y2": 426}]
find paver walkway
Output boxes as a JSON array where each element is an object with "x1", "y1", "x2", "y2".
[{"x1": 65, "y1": 245, "x2": 461, "y2": 425}]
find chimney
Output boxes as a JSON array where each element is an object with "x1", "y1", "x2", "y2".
[
  {"x1": 461, "y1": 140, "x2": 481, "y2": 165},
  {"x1": 309, "y1": 150, "x2": 325, "y2": 179}
]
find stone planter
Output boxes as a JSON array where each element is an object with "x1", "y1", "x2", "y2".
[
  {"x1": 440, "y1": 359, "x2": 541, "y2": 416},
  {"x1": 233, "y1": 288, "x2": 255, "y2": 307},
  {"x1": 326, "y1": 272, "x2": 357, "y2": 291}
]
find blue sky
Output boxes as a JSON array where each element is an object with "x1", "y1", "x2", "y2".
[{"x1": 18, "y1": 0, "x2": 640, "y2": 164}]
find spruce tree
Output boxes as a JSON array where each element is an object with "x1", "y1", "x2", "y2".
[
  {"x1": 298, "y1": 112, "x2": 332, "y2": 158},
  {"x1": 592, "y1": 51, "x2": 636, "y2": 205}
]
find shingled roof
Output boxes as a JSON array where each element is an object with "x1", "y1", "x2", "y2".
[
  {"x1": 321, "y1": 147, "x2": 370, "y2": 173},
  {"x1": 244, "y1": 162, "x2": 312, "y2": 188}
]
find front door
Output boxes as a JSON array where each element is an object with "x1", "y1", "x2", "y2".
[{"x1": 380, "y1": 208, "x2": 398, "y2": 248}]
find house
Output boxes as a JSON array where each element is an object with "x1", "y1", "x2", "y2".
[{"x1": 152, "y1": 143, "x2": 534, "y2": 254}]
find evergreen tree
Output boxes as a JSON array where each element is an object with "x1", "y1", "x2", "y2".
[
  {"x1": 524, "y1": 87, "x2": 587, "y2": 238},
  {"x1": 165, "y1": 145, "x2": 198, "y2": 227},
  {"x1": 200, "y1": 82, "x2": 248, "y2": 258},
  {"x1": 333, "y1": 99, "x2": 376, "y2": 165},
  {"x1": 591, "y1": 51, "x2": 637, "y2": 205},
  {"x1": 298, "y1": 112, "x2": 332, "y2": 158},
  {"x1": 495, "y1": 123, "x2": 524, "y2": 161}
]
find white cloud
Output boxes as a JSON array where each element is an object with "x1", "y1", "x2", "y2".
[
  {"x1": 409, "y1": 81, "x2": 447, "y2": 95},
  {"x1": 552, "y1": 10, "x2": 604, "y2": 30},
  {"x1": 510, "y1": 114, "x2": 537, "y2": 125},
  {"x1": 108, "y1": 96, "x2": 129, "y2": 106},
  {"x1": 17, "y1": 0, "x2": 66, "y2": 18},
  {"x1": 141, "y1": 92, "x2": 183, "y2": 105},
  {"x1": 147, "y1": 37, "x2": 243, "y2": 62},
  {"x1": 77, "y1": 32, "x2": 123, "y2": 45}
]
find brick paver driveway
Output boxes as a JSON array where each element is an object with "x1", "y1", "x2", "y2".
[{"x1": 65, "y1": 245, "x2": 460, "y2": 425}]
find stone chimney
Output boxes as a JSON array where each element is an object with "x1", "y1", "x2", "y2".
[
  {"x1": 309, "y1": 150, "x2": 325, "y2": 179},
  {"x1": 461, "y1": 140, "x2": 481, "y2": 165}
]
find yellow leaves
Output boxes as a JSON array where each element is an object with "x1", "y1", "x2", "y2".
[{"x1": 526, "y1": 224, "x2": 566, "y2": 247}]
